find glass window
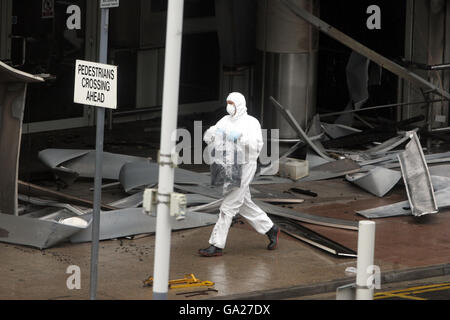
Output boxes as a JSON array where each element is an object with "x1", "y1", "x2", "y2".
[
  {"x1": 179, "y1": 32, "x2": 220, "y2": 104},
  {"x1": 11, "y1": 0, "x2": 86, "y2": 123}
]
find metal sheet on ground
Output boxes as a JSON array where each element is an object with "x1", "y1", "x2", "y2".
[
  {"x1": 356, "y1": 199, "x2": 411, "y2": 219},
  {"x1": 306, "y1": 150, "x2": 330, "y2": 168},
  {"x1": 108, "y1": 191, "x2": 144, "y2": 209},
  {"x1": 252, "y1": 175, "x2": 293, "y2": 185},
  {"x1": 256, "y1": 200, "x2": 359, "y2": 231},
  {"x1": 259, "y1": 198, "x2": 305, "y2": 204},
  {"x1": 18, "y1": 194, "x2": 87, "y2": 216},
  {"x1": 185, "y1": 194, "x2": 218, "y2": 205},
  {"x1": 39, "y1": 149, "x2": 148, "y2": 180},
  {"x1": 188, "y1": 199, "x2": 223, "y2": 213},
  {"x1": 119, "y1": 161, "x2": 211, "y2": 192},
  {"x1": 38, "y1": 149, "x2": 91, "y2": 169},
  {"x1": 397, "y1": 133, "x2": 438, "y2": 217},
  {"x1": 298, "y1": 159, "x2": 361, "y2": 182},
  {"x1": 18, "y1": 180, "x2": 117, "y2": 211},
  {"x1": 187, "y1": 193, "x2": 357, "y2": 229},
  {"x1": 357, "y1": 186, "x2": 450, "y2": 219},
  {"x1": 174, "y1": 184, "x2": 223, "y2": 199},
  {"x1": 272, "y1": 217, "x2": 356, "y2": 257},
  {"x1": 65, "y1": 151, "x2": 147, "y2": 180},
  {"x1": 346, "y1": 166, "x2": 402, "y2": 197},
  {"x1": 69, "y1": 209, "x2": 218, "y2": 243},
  {"x1": 0, "y1": 213, "x2": 84, "y2": 249}
]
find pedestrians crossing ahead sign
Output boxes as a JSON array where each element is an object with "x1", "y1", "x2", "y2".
[
  {"x1": 100, "y1": 0, "x2": 119, "y2": 9},
  {"x1": 74, "y1": 60, "x2": 117, "y2": 109}
]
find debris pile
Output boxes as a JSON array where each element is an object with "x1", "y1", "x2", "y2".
[
  {"x1": 268, "y1": 96, "x2": 446, "y2": 220},
  {"x1": 1, "y1": 34, "x2": 449, "y2": 260},
  {"x1": 0, "y1": 140, "x2": 298, "y2": 249},
  {"x1": 2, "y1": 99, "x2": 448, "y2": 255}
]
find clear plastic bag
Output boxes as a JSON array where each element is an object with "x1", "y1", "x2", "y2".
[{"x1": 210, "y1": 133, "x2": 242, "y2": 195}]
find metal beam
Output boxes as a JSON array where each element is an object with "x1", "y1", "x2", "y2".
[
  {"x1": 319, "y1": 99, "x2": 444, "y2": 118},
  {"x1": 281, "y1": 0, "x2": 450, "y2": 100},
  {"x1": 397, "y1": 132, "x2": 438, "y2": 217},
  {"x1": 18, "y1": 180, "x2": 117, "y2": 211},
  {"x1": 256, "y1": 200, "x2": 359, "y2": 231},
  {"x1": 270, "y1": 96, "x2": 334, "y2": 161}
]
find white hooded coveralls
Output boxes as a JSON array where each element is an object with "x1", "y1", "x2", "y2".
[{"x1": 204, "y1": 92, "x2": 274, "y2": 249}]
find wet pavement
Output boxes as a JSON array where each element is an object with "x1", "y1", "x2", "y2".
[
  {"x1": 374, "y1": 281, "x2": 450, "y2": 300},
  {"x1": 1, "y1": 176, "x2": 450, "y2": 300},
  {"x1": 2, "y1": 121, "x2": 449, "y2": 300},
  {"x1": 294, "y1": 275, "x2": 450, "y2": 300}
]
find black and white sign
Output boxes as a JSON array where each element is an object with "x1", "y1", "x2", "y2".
[
  {"x1": 42, "y1": 0, "x2": 55, "y2": 19},
  {"x1": 100, "y1": 0, "x2": 120, "y2": 9},
  {"x1": 74, "y1": 60, "x2": 117, "y2": 109}
]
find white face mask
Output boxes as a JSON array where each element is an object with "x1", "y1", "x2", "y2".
[{"x1": 227, "y1": 104, "x2": 236, "y2": 116}]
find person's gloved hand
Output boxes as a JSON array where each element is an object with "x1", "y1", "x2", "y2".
[
  {"x1": 216, "y1": 128, "x2": 225, "y2": 136},
  {"x1": 227, "y1": 131, "x2": 242, "y2": 142}
]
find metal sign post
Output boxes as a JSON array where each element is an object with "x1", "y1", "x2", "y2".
[
  {"x1": 89, "y1": 5, "x2": 109, "y2": 301},
  {"x1": 72, "y1": 0, "x2": 118, "y2": 300},
  {"x1": 100, "y1": 0, "x2": 119, "y2": 9}
]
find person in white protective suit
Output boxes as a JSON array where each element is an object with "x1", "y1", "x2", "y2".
[{"x1": 199, "y1": 92, "x2": 280, "y2": 257}]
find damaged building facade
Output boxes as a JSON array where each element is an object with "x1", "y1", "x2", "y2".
[
  {"x1": 0, "y1": 0, "x2": 448, "y2": 134},
  {"x1": 0, "y1": 0, "x2": 449, "y2": 239}
]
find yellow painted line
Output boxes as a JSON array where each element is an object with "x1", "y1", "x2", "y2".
[
  {"x1": 374, "y1": 282, "x2": 450, "y2": 300},
  {"x1": 375, "y1": 282, "x2": 450, "y2": 296},
  {"x1": 410, "y1": 285, "x2": 450, "y2": 295},
  {"x1": 374, "y1": 293, "x2": 426, "y2": 301}
]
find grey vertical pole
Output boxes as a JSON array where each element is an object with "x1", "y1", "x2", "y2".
[{"x1": 89, "y1": 6, "x2": 109, "y2": 301}]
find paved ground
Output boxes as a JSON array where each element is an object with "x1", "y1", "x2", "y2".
[
  {"x1": 294, "y1": 275, "x2": 450, "y2": 300},
  {"x1": 2, "y1": 120, "x2": 449, "y2": 300},
  {"x1": 375, "y1": 281, "x2": 450, "y2": 300},
  {"x1": 1, "y1": 176, "x2": 450, "y2": 300}
]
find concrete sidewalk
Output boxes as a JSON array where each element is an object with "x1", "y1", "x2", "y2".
[{"x1": 1, "y1": 177, "x2": 450, "y2": 300}]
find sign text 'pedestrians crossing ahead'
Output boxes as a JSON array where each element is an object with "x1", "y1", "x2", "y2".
[
  {"x1": 74, "y1": 60, "x2": 117, "y2": 109},
  {"x1": 100, "y1": 0, "x2": 119, "y2": 9}
]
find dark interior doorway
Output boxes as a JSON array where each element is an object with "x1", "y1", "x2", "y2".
[
  {"x1": 11, "y1": 0, "x2": 86, "y2": 123},
  {"x1": 316, "y1": 0, "x2": 407, "y2": 122}
]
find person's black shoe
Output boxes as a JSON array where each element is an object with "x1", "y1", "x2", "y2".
[
  {"x1": 266, "y1": 225, "x2": 280, "y2": 250},
  {"x1": 198, "y1": 245, "x2": 223, "y2": 257}
]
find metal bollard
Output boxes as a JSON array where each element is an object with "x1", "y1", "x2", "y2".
[{"x1": 356, "y1": 221, "x2": 376, "y2": 300}]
